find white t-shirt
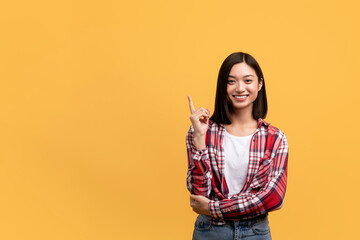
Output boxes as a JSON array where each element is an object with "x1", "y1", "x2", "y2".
[{"x1": 223, "y1": 129, "x2": 255, "y2": 198}]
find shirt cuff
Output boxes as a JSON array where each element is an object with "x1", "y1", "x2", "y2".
[
  {"x1": 209, "y1": 200, "x2": 223, "y2": 219},
  {"x1": 192, "y1": 144, "x2": 208, "y2": 153},
  {"x1": 191, "y1": 146, "x2": 208, "y2": 160}
]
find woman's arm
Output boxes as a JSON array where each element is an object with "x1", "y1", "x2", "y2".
[
  {"x1": 186, "y1": 96, "x2": 212, "y2": 197},
  {"x1": 209, "y1": 132, "x2": 289, "y2": 219},
  {"x1": 186, "y1": 125, "x2": 212, "y2": 197}
]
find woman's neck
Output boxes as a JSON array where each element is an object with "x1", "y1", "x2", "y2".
[
  {"x1": 224, "y1": 107, "x2": 258, "y2": 136},
  {"x1": 228, "y1": 108, "x2": 257, "y2": 128}
]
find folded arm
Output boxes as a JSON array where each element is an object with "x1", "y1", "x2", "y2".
[{"x1": 209, "y1": 132, "x2": 289, "y2": 219}]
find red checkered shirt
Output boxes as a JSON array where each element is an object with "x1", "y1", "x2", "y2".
[{"x1": 186, "y1": 118, "x2": 289, "y2": 225}]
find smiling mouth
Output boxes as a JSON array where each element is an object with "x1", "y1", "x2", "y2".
[{"x1": 233, "y1": 95, "x2": 249, "y2": 99}]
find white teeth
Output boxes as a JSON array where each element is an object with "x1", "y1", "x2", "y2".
[{"x1": 234, "y1": 95, "x2": 248, "y2": 99}]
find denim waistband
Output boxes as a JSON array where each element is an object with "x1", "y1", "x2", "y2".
[{"x1": 225, "y1": 212, "x2": 268, "y2": 226}]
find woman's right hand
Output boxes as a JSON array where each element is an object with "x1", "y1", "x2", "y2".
[{"x1": 187, "y1": 96, "x2": 210, "y2": 147}]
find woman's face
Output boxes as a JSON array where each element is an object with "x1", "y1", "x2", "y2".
[{"x1": 226, "y1": 62, "x2": 263, "y2": 112}]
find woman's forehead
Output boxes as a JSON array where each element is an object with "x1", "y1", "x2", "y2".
[{"x1": 229, "y1": 63, "x2": 256, "y2": 78}]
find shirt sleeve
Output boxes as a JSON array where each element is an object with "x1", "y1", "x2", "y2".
[
  {"x1": 186, "y1": 125, "x2": 212, "y2": 197},
  {"x1": 209, "y1": 131, "x2": 289, "y2": 219}
]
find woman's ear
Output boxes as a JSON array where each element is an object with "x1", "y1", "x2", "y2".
[{"x1": 258, "y1": 78, "x2": 263, "y2": 91}]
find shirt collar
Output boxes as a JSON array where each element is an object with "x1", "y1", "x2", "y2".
[{"x1": 257, "y1": 118, "x2": 270, "y2": 128}]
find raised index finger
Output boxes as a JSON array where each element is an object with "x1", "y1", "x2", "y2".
[{"x1": 187, "y1": 95, "x2": 196, "y2": 114}]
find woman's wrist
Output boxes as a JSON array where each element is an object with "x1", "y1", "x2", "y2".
[{"x1": 193, "y1": 133, "x2": 206, "y2": 149}]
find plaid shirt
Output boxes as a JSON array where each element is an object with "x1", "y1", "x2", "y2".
[{"x1": 186, "y1": 118, "x2": 289, "y2": 225}]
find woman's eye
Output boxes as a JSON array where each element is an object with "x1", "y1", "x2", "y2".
[
  {"x1": 245, "y1": 79, "x2": 252, "y2": 83},
  {"x1": 227, "y1": 80, "x2": 235, "y2": 84}
]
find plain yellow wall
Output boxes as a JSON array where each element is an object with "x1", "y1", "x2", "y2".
[{"x1": 1, "y1": 0, "x2": 359, "y2": 239}]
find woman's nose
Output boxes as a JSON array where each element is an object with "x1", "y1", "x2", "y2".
[{"x1": 236, "y1": 82, "x2": 244, "y2": 91}]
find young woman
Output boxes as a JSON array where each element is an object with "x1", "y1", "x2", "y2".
[{"x1": 186, "y1": 52, "x2": 289, "y2": 240}]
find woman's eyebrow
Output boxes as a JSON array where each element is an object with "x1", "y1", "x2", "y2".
[{"x1": 228, "y1": 74, "x2": 255, "y2": 78}]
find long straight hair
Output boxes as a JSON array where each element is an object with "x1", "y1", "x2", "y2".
[{"x1": 210, "y1": 52, "x2": 268, "y2": 125}]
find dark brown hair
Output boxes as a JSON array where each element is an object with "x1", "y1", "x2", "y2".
[{"x1": 210, "y1": 52, "x2": 267, "y2": 124}]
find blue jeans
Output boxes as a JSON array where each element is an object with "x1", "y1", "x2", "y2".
[{"x1": 192, "y1": 213, "x2": 272, "y2": 240}]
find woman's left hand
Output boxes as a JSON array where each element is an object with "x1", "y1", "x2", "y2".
[{"x1": 190, "y1": 194, "x2": 211, "y2": 215}]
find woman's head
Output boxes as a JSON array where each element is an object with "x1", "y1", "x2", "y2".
[{"x1": 210, "y1": 52, "x2": 268, "y2": 124}]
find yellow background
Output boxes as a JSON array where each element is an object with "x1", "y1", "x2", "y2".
[{"x1": 1, "y1": 0, "x2": 359, "y2": 239}]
